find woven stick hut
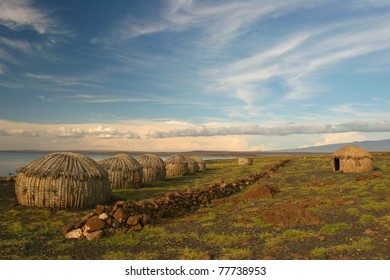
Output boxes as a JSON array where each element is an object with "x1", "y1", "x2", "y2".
[
  {"x1": 165, "y1": 155, "x2": 189, "y2": 177},
  {"x1": 331, "y1": 145, "x2": 374, "y2": 173},
  {"x1": 238, "y1": 157, "x2": 253, "y2": 166},
  {"x1": 15, "y1": 152, "x2": 110, "y2": 208},
  {"x1": 137, "y1": 154, "x2": 166, "y2": 183},
  {"x1": 98, "y1": 154, "x2": 142, "y2": 189},
  {"x1": 185, "y1": 157, "x2": 200, "y2": 174},
  {"x1": 190, "y1": 156, "x2": 206, "y2": 171}
]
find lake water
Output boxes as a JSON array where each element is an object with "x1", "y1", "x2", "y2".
[{"x1": 0, "y1": 152, "x2": 233, "y2": 177}]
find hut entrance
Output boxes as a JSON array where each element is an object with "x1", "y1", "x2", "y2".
[{"x1": 334, "y1": 158, "x2": 340, "y2": 171}]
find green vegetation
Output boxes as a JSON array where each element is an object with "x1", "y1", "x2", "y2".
[
  {"x1": 359, "y1": 214, "x2": 377, "y2": 224},
  {"x1": 320, "y1": 223, "x2": 352, "y2": 235},
  {"x1": 1, "y1": 154, "x2": 390, "y2": 260}
]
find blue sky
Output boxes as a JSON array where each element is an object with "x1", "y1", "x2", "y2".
[{"x1": 1, "y1": 0, "x2": 390, "y2": 151}]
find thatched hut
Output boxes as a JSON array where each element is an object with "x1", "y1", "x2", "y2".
[
  {"x1": 185, "y1": 157, "x2": 200, "y2": 174},
  {"x1": 331, "y1": 145, "x2": 374, "y2": 173},
  {"x1": 238, "y1": 157, "x2": 253, "y2": 166},
  {"x1": 137, "y1": 154, "x2": 166, "y2": 183},
  {"x1": 98, "y1": 154, "x2": 142, "y2": 189},
  {"x1": 15, "y1": 152, "x2": 110, "y2": 208},
  {"x1": 190, "y1": 156, "x2": 206, "y2": 171},
  {"x1": 165, "y1": 155, "x2": 189, "y2": 177}
]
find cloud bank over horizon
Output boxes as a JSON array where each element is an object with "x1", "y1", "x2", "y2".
[{"x1": 1, "y1": 119, "x2": 390, "y2": 151}]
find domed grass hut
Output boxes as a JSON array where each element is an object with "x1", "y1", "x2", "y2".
[
  {"x1": 331, "y1": 145, "x2": 374, "y2": 173},
  {"x1": 165, "y1": 155, "x2": 189, "y2": 177},
  {"x1": 238, "y1": 157, "x2": 253, "y2": 166},
  {"x1": 15, "y1": 152, "x2": 110, "y2": 208},
  {"x1": 185, "y1": 157, "x2": 200, "y2": 174},
  {"x1": 98, "y1": 153, "x2": 142, "y2": 189},
  {"x1": 137, "y1": 154, "x2": 166, "y2": 183},
  {"x1": 190, "y1": 156, "x2": 206, "y2": 171}
]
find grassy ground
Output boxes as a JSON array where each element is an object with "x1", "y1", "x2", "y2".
[{"x1": 0, "y1": 155, "x2": 389, "y2": 260}]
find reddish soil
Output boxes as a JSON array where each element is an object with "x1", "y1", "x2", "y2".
[{"x1": 260, "y1": 203, "x2": 323, "y2": 227}]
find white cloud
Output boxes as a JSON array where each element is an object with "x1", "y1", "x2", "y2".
[
  {"x1": 47, "y1": 125, "x2": 140, "y2": 139},
  {"x1": 330, "y1": 104, "x2": 355, "y2": 113},
  {"x1": 315, "y1": 132, "x2": 367, "y2": 146},
  {"x1": 0, "y1": 128, "x2": 38, "y2": 137},
  {"x1": 208, "y1": 13, "x2": 390, "y2": 106},
  {"x1": 120, "y1": 0, "x2": 312, "y2": 46},
  {"x1": 25, "y1": 72, "x2": 95, "y2": 87},
  {"x1": 0, "y1": 0, "x2": 58, "y2": 34},
  {"x1": 1, "y1": 119, "x2": 390, "y2": 151},
  {"x1": 0, "y1": 63, "x2": 5, "y2": 74},
  {"x1": 145, "y1": 120, "x2": 390, "y2": 138},
  {"x1": 353, "y1": 0, "x2": 390, "y2": 8},
  {"x1": 48, "y1": 127, "x2": 85, "y2": 138},
  {"x1": 0, "y1": 36, "x2": 32, "y2": 53},
  {"x1": 87, "y1": 125, "x2": 140, "y2": 139}
]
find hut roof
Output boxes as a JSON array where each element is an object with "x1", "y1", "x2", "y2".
[
  {"x1": 190, "y1": 156, "x2": 205, "y2": 163},
  {"x1": 332, "y1": 145, "x2": 373, "y2": 159},
  {"x1": 137, "y1": 154, "x2": 165, "y2": 167},
  {"x1": 17, "y1": 152, "x2": 107, "y2": 180},
  {"x1": 98, "y1": 153, "x2": 141, "y2": 172},
  {"x1": 165, "y1": 154, "x2": 187, "y2": 164}
]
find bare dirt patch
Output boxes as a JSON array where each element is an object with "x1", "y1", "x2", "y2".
[
  {"x1": 211, "y1": 184, "x2": 279, "y2": 207},
  {"x1": 260, "y1": 203, "x2": 323, "y2": 227}
]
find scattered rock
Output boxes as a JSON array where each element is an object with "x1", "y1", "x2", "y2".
[
  {"x1": 85, "y1": 230, "x2": 104, "y2": 241},
  {"x1": 65, "y1": 228, "x2": 83, "y2": 239},
  {"x1": 364, "y1": 229, "x2": 375, "y2": 236},
  {"x1": 198, "y1": 252, "x2": 212, "y2": 260},
  {"x1": 84, "y1": 216, "x2": 106, "y2": 233},
  {"x1": 372, "y1": 172, "x2": 383, "y2": 179},
  {"x1": 127, "y1": 224, "x2": 142, "y2": 232},
  {"x1": 126, "y1": 216, "x2": 139, "y2": 226},
  {"x1": 140, "y1": 214, "x2": 150, "y2": 226},
  {"x1": 113, "y1": 208, "x2": 128, "y2": 223},
  {"x1": 61, "y1": 224, "x2": 74, "y2": 235},
  {"x1": 95, "y1": 205, "x2": 106, "y2": 215},
  {"x1": 99, "y1": 213, "x2": 109, "y2": 221}
]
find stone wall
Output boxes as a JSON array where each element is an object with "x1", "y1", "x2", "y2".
[{"x1": 63, "y1": 159, "x2": 290, "y2": 240}]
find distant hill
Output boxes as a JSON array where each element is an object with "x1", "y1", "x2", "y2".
[
  {"x1": 275, "y1": 139, "x2": 390, "y2": 153},
  {"x1": 2, "y1": 139, "x2": 390, "y2": 156}
]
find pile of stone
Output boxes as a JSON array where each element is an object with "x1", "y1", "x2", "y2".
[{"x1": 63, "y1": 159, "x2": 289, "y2": 240}]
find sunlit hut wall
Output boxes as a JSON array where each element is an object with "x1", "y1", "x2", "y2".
[
  {"x1": 238, "y1": 157, "x2": 253, "y2": 166},
  {"x1": 165, "y1": 155, "x2": 189, "y2": 177},
  {"x1": 190, "y1": 156, "x2": 206, "y2": 172},
  {"x1": 137, "y1": 154, "x2": 166, "y2": 183},
  {"x1": 185, "y1": 156, "x2": 200, "y2": 174},
  {"x1": 98, "y1": 153, "x2": 143, "y2": 189},
  {"x1": 15, "y1": 152, "x2": 111, "y2": 208},
  {"x1": 331, "y1": 145, "x2": 374, "y2": 173}
]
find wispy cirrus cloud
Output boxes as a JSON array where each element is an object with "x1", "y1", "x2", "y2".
[
  {"x1": 24, "y1": 72, "x2": 101, "y2": 89},
  {"x1": 0, "y1": 36, "x2": 32, "y2": 53},
  {"x1": 207, "y1": 13, "x2": 390, "y2": 105},
  {"x1": 0, "y1": 0, "x2": 61, "y2": 34},
  {"x1": 120, "y1": 0, "x2": 312, "y2": 45}
]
